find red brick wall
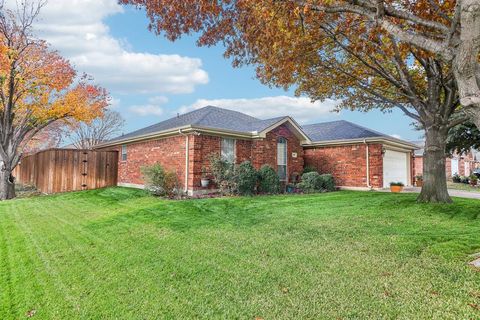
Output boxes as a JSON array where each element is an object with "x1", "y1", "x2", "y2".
[
  {"x1": 416, "y1": 156, "x2": 469, "y2": 178},
  {"x1": 104, "y1": 135, "x2": 187, "y2": 188},
  {"x1": 251, "y1": 124, "x2": 304, "y2": 181},
  {"x1": 304, "y1": 144, "x2": 384, "y2": 188},
  {"x1": 187, "y1": 134, "x2": 255, "y2": 189},
  {"x1": 189, "y1": 134, "x2": 221, "y2": 189},
  {"x1": 414, "y1": 155, "x2": 423, "y2": 177}
]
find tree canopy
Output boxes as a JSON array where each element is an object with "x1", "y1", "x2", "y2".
[{"x1": 122, "y1": 0, "x2": 480, "y2": 126}]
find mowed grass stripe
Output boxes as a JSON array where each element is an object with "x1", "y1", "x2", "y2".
[{"x1": 0, "y1": 188, "x2": 479, "y2": 319}]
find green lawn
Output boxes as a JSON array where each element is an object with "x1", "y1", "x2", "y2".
[{"x1": 1, "y1": 188, "x2": 479, "y2": 319}]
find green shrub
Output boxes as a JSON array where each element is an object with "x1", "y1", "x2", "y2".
[
  {"x1": 469, "y1": 174, "x2": 478, "y2": 184},
  {"x1": 452, "y1": 173, "x2": 461, "y2": 183},
  {"x1": 141, "y1": 163, "x2": 181, "y2": 197},
  {"x1": 298, "y1": 171, "x2": 322, "y2": 193},
  {"x1": 258, "y1": 165, "x2": 281, "y2": 194},
  {"x1": 298, "y1": 172, "x2": 336, "y2": 193},
  {"x1": 208, "y1": 154, "x2": 237, "y2": 195},
  {"x1": 389, "y1": 181, "x2": 405, "y2": 187},
  {"x1": 459, "y1": 175, "x2": 469, "y2": 184},
  {"x1": 236, "y1": 161, "x2": 258, "y2": 196},
  {"x1": 303, "y1": 165, "x2": 317, "y2": 174},
  {"x1": 319, "y1": 174, "x2": 335, "y2": 191}
]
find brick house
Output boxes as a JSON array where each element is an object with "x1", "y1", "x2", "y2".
[
  {"x1": 412, "y1": 141, "x2": 479, "y2": 179},
  {"x1": 95, "y1": 106, "x2": 417, "y2": 195}
]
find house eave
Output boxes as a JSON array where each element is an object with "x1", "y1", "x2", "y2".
[
  {"x1": 94, "y1": 125, "x2": 260, "y2": 148},
  {"x1": 94, "y1": 125, "x2": 194, "y2": 148},
  {"x1": 303, "y1": 137, "x2": 419, "y2": 150}
]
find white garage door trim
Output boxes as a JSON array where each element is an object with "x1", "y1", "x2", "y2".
[{"x1": 383, "y1": 149, "x2": 410, "y2": 188}]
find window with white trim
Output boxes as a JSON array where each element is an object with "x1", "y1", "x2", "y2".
[
  {"x1": 221, "y1": 138, "x2": 236, "y2": 163},
  {"x1": 277, "y1": 137, "x2": 287, "y2": 180},
  {"x1": 121, "y1": 145, "x2": 127, "y2": 161}
]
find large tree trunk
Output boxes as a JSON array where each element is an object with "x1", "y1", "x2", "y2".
[
  {"x1": 0, "y1": 159, "x2": 16, "y2": 200},
  {"x1": 417, "y1": 125, "x2": 452, "y2": 203}
]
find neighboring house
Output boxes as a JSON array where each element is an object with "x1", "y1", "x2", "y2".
[
  {"x1": 412, "y1": 140, "x2": 478, "y2": 178},
  {"x1": 95, "y1": 106, "x2": 417, "y2": 195}
]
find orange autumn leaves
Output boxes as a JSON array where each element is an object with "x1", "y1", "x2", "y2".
[
  {"x1": 121, "y1": 0, "x2": 450, "y2": 112},
  {"x1": 0, "y1": 37, "x2": 107, "y2": 127}
]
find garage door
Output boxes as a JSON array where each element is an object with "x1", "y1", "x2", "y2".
[{"x1": 383, "y1": 150, "x2": 409, "y2": 188}]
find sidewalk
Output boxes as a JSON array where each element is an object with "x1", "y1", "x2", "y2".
[{"x1": 378, "y1": 187, "x2": 480, "y2": 200}]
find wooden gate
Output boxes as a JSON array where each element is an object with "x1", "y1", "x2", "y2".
[{"x1": 13, "y1": 149, "x2": 118, "y2": 193}]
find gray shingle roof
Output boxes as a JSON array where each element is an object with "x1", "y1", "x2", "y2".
[
  {"x1": 301, "y1": 120, "x2": 388, "y2": 142},
  {"x1": 109, "y1": 106, "x2": 288, "y2": 142},
  {"x1": 107, "y1": 106, "x2": 414, "y2": 148}
]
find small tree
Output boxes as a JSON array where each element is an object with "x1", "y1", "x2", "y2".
[
  {"x1": 141, "y1": 163, "x2": 180, "y2": 197},
  {"x1": 208, "y1": 153, "x2": 237, "y2": 195}
]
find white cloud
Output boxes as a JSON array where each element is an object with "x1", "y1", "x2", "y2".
[
  {"x1": 390, "y1": 134, "x2": 402, "y2": 139},
  {"x1": 178, "y1": 96, "x2": 340, "y2": 123},
  {"x1": 7, "y1": 0, "x2": 209, "y2": 94},
  {"x1": 130, "y1": 105, "x2": 164, "y2": 116},
  {"x1": 108, "y1": 97, "x2": 121, "y2": 109},
  {"x1": 129, "y1": 96, "x2": 168, "y2": 116}
]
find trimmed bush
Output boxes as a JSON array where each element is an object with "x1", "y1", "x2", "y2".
[
  {"x1": 236, "y1": 161, "x2": 257, "y2": 196},
  {"x1": 258, "y1": 165, "x2": 281, "y2": 194},
  {"x1": 141, "y1": 163, "x2": 181, "y2": 197},
  {"x1": 298, "y1": 171, "x2": 322, "y2": 193},
  {"x1": 298, "y1": 171, "x2": 336, "y2": 193},
  {"x1": 319, "y1": 174, "x2": 335, "y2": 192}
]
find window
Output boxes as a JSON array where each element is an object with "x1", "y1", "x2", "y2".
[
  {"x1": 277, "y1": 137, "x2": 287, "y2": 180},
  {"x1": 121, "y1": 145, "x2": 127, "y2": 161},
  {"x1": 221, "y1": 138, "x2": 235, "y2": 163}
]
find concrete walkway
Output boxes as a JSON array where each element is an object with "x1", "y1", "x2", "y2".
[{"x1": 379, "y1": 187, "x2": 480, "y2": 200}]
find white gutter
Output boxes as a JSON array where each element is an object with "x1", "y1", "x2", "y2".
[
  {"x1": 364, "y1": 139, "x2": 371, "y2": 189},
  {"x1": 304, "y1": 137, "x2": 419, "y2": 150},
  {"x1": 178, "y1": 129, "x2": 189, "y2": 193}
]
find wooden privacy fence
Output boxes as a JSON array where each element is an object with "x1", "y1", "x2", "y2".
[{"x1": 13, "y1": 149, "x2": 118, "y2": 194}]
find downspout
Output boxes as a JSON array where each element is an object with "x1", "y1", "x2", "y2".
[
  {"x1": 364, "y1": 139, "x2": 371, "y2": 189},
  {"x1": 179, "y1": 129, "x2": 189, "y2": 193}
]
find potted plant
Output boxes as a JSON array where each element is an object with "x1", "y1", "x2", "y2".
[
  {"x1": 415, "y1": 175, "x2": 423, "y2": 187},
  {"x1": 389, "y1": 182, "x2": 404, "y2": 193},
  {"x1": 200, "y1": 166, "x2": 210, "y2": 188},
  {"x1": 470, "y1": 174, "x2": 478, "y2": 186}
]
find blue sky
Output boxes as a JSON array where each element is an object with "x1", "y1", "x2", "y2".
[{"x1": 31, "y1": 0, "x2": 422, "y2": 141}]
